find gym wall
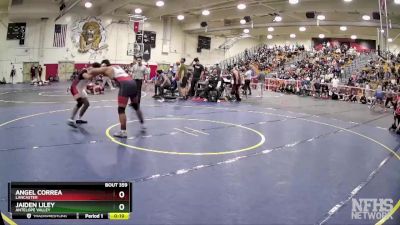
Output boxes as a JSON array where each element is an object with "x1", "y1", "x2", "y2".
[{"x1": 0, "y1": 15, "x2": 236, "y2": 83}]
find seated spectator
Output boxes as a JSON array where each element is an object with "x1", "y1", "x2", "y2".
[
  {"x1": 154, "y1": 70, "x2": 171, "y2": 98},
  {"x1": 360, "y1": 95, "x2": 367, "y2": 104},
  {"x1": 385, "y1": 87, "x2": 396, "y2": 108}
]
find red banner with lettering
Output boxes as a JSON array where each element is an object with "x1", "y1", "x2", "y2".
[{"x1": 133, "y1": 21, "x2": 140, "y2": 33}]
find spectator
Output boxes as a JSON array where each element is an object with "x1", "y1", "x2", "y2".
[
  {"x1": 215, "y1": 63, "x2": 222, "y2": 77},
  {"x1": 231, "y1": 66, "x2": 242, "y2": 102},
  {"x1": 154, "y1": 70, "x2": 171, "y2": 98},
  {"x1": 189, "y1": 58, "x2": 204, "y2": 97},
  {"x1": 30, "y1": 65, "x2": 36, "y2": 80},
  {"x1": 243, "y1": 67, "x2": 253, "y2": 95},
  {"x1": 332, "y1": 76, "x2": 340, "y2": 89},
  {"x1": 38, "y1": 65, "x2": 43, "y2": 81},
  {"x1": 176, "y1": 58, "x2": 188, "y2": 98}
]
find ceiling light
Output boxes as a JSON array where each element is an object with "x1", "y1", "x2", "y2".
[
  {"x1": 177, "y1": 15, "x2": 185, "y2": 20},
  {"x1": 362, "y1": 15, "x2": 370, "y2": 21},
  {"x1": 274, "y1": 16, "x2": 282, "y2": 22},
  {"x1": 243, "y1": 29, "x2": 250, "y2": 33},
  {"x1": 340, "y1": 26, "x2": 347, "y2": 31},
  {"x1": 317, "y1": 15, "x2": 325, "y2": 20},
  {"x1": 240, "y1": 19, "x2": 246, "y2": 24},
  {"x1": 388, "y1": 38, "x2": 393, "y2": 42},
  {"x1": 289, "y1": 0, "x2": 299, "y2": 4},
  {"x1": 202, "y1": 10, "x2": 210, "y2": 16},
  {"x1": 290, "y1": 33, "x2": 296, "y2": 38},
  {"x1": 351, "y1": 35, "x2": 357, "y2": 39},
  {"x1": 395, "y1": 0, "x2": 400, "y2": 4},
  {"x1": 344, "y1": 0, "x2": 352, "y2": 2},
  {"x1": 319, "y1": 34, "x2": 325, "y2": 38},
  {"x1": 135, "y1": 8, "x2": 142, "y2": 14},
  {"x1": 299, "y1": 26, "x2": 306, "y2": 32},
  {"x1": 267, "y1": 34, "x2": 273, "y2": 39},
  {"x1": 84, "y1": 1, "x2": 92, "y2": 8},
  {"x1": 381, "y1": 29, "x2": 385, "y2": 33},
  {"x1": 156, "y1": 1, "x2": 164, "y2": 7},
  {"x1": 237, "y1": 3, "x2": 246, "y2": 10},
  {"x1": 268, "y1": 27, "x2": 274, "y2": 32}
]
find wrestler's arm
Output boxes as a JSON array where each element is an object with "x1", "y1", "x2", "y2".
[{"x1": 85, "y1": 67, "x2": 112, "y2": 79}]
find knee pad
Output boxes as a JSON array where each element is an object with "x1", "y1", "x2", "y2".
[
  {"x1": 118, "y1": 107, "x2": 126, "y2": 114},
  {"x1": 77, "y1": 98, "x2": 84, "y2": 108}
]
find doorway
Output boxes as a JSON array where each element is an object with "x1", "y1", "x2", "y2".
[
  {"x1": 22, "y1": 62, "x2": 39, "y2": 82},
  {"x1": 58, "y1": 61, "x2": 75, "y2": 81}
]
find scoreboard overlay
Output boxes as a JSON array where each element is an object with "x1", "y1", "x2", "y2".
[{"x1": 8, "y1": 182, "x2": 132, "y2": 220}]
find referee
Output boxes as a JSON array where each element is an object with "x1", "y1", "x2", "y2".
[{"x1": 130, "y1": 56, "x2": 149, "y2": 106}]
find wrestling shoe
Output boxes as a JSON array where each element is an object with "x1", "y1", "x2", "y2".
[
  {"x1": 140, "y1": 124, "x2": 146, "y2": 132},
  {"x1": 67, "y1": 119, "x2": 77, "y2": 128},
  {"x1": 113, "y1": 130, "x2": 128, "y2": 138}
]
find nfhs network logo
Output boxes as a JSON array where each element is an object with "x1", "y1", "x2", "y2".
[{"x1": 352, "y1": 198, "x2": 394, "y2": 220}]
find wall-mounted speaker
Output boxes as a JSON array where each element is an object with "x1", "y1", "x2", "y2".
[
  {"x1": 59, "y1": 3, "x2": 66, "y2": 11},
  {"x1": 200, "y1": 22, "x2": 208, "y2": 27},
  {"x1": 372, "y1": 12, "x2": 380, "y2": 20},
  {"x1": 306, "y1": 11, "x2": 315, "y2": 19}
]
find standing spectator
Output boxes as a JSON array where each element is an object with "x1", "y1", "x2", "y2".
[
  {"x1": 38, "y1": 65, "x2": 43, "y2": 81},
  {"x1": 181, "y1": 70, "x2": 191, "y2": 100},
  {"x1": 168, "y1": 64, "x2": 175, "y2": 76},
  {"x1": 390, "y1": 96, "x2": 400, "y2": 133},
  {"x1": 189, "y1": 58, "x2": 204, "y2": 97},
  {"x1": 34, "y1": 66, "x2": 39, "y2": 81},
  {"x1": 231, "y1": 66, "x2": 242, "y2": 102},
  {"x1": 243, "y1": 67, "x2": 253, "y2": 95},
  {"x1": 176, "y1": 58, "x2": 187, "y2": 98},
  {"x1": 131, "y1": 57, "x2": 149, "y2": 106},
  {"x1": 215, "y1": 63, "x2": 222, "y2": 77},
  {"x1": 385, "y1": 87, "x2": 395, "y2": 109},
  {"x1": 10, "y1": 64, "x2": 16, "y2": 84},
  {"x1": 30, "y1": 65, "x2": 36, "y2": 81},
  {"x1": 397, "y1": 67, "x2": 400, "y2": 84},
  {"x1": 365, "y1": 82, "x2": 373, "y2": 104},
  {"x1": 332, "y1": 76, "x2": 340, "y2": 89}
]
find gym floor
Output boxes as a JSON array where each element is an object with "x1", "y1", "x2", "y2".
[{"x1": 0, "y1": 83, "x2": 399, "y2": 225}]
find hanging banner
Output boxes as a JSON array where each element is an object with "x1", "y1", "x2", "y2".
[
  {"x1": 133, "y1": 21, "x2": 140, "y2": 33},
  {"x1": 135, "y1": 31, "x2": 156, "y2": 48},
  {"x1": 312, "y1": 38, "x2": 376, "y2": 52}
]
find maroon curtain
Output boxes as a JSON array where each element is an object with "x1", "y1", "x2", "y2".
[{"x1": 44, "y1": 64, "x2": 58, "y2": 80}]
